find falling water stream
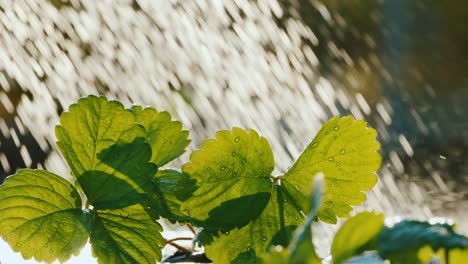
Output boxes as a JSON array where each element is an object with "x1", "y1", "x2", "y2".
[{"x1": 0, "y1": 0, "x2": 467, "y2": 262}]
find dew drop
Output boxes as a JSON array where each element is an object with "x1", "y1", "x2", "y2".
[
  {"x1": 267, "y1": 222, "x2": 272, "y2": 227},
  {"x1": 241, "y1": 159, "x2": 246, "y2": 165},
  {"x1": 260, "y1": 152, "x2": 265, "y2": 156},
  {"x1": 294, "y1": 216, "x2": 299, "y2": 220},
  {"x1": 44, "y1": 243, "x2": 48, "y2": 248},
  {"x1": 231, "y1": 152, "x2": 236, "y2": 157},
  {"x1": 283, "y1": 199, "x2": 288, "y2": 203},
  {"x1": 86, "y1": 142, "x2": 91, "y2": 147},
  {"x1": 328, "y1": 157, "x2": 334, "y2": 162},
  {"x1": 311, "y1": 142, "x2": 319, "y2": 148},
  {"x1": 16, "y1": 242, "x2": 21, "y2": 247},
  {"x1": 261, "y1": 236, "x2": 267, "y2": 241},
  {"x1": 206, "y1": 167, "x2": 211, "y2": 171},
  {"x1": 234, "y1": 137, "x2": 240, "y2": 142},
  {"x1": 49, "y1": 249, "x2": 53, "y2": 254},
  {"x1": 334, "y1": 126, "x2": 340, "y2": 131},
  {"x1": 339, "y1": 148, "x2": 345, "y2": 154},
  {"x1": 220, "y1": 166, "x2": 226, "y2": 171},
  {"x1": 224, "y1": 231, "x2": 230, "y2": 235},
  {"x1": 232, "y1": 172, "x2": 237, "y2": 177}
]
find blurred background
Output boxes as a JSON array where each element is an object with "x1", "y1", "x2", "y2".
[{"x1": 0, "y1": 0, "x2": 467, "y2": 261}]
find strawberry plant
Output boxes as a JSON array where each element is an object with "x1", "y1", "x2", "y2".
[{"x1": 0, "y1": 95, "x2": 466, "y2": 264}]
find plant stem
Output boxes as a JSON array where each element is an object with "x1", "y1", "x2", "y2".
[
  {"x1": 187, "y1": 223, "x2": 197, "y2": 235},
  {"x1": 165, "y1": 241, "x2": 196, "y2": 253},
  {"x1": 165, "y1": 237, "x2": 193, "y2": 244},
  {"x1": 445, "y1": 248, "x2": 450, "y2": 264}
]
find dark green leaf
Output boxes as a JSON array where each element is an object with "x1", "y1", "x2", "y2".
[
  {"x1": 377, "y1": 220, "x2": 468, "y2": 264},
  {"x1": 149, "y1": 169, "x2": 197, "y2": 223},
  {"x1": 0, "y1": 170, "x2": 91, "y2": 263}
]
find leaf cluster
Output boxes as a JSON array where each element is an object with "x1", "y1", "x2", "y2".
[{"x1": 1, "y1": 95, "x2": 460, "y2": 264}]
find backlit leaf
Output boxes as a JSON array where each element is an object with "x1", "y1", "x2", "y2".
[
  {"x1": 149, "y1": 169, "x2": 196, "y2": 223},
  {"x1": 287, "y1": 179, "x2": 323, "y2": 264},
  {"x1": 56, "y1": 95, "x2": 157, "y2": 209},
  {"x1": 181, "y1": 128, "x2": 274, "y2": 230},
  {"x1": 331, "y1": 212, "x2": 384, "y2": 264},
  {"x1": 282, "y1": 116, "x2": 381, "y2": 224},
  {"x1": 0, "y1": 170, "x2": 91, "y2": 263},
  {"x1": 132, "y1": 106, "x2": 190, "y2": 166},
  {"x1": 90, "y1": 204, "x2": 164, "y2": 264},
  {"x1": 204, "y1": 186, "x2": 303, "y2": 264}
]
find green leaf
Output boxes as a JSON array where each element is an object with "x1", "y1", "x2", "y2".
[
  {"x1": 282, "y1": 116, "x2": 381, "y2": 224},
  {"x1": 0, "y1": 170, "x2": 91, "y2": 263},
  {"x1": 331, "y1": 212, "x2": 385, "y2": 264},
  {"x1": 181, "y1": 128, "x2": 274, "y2": 230},
  {"x1": 377, "y1": 220, "x2": 468, "y2": 264},
  {"x1": 261, "y1": 247, "x2": 290, "y2": 264},
  {"x1": 149, "y1": 169, "x2": 197, "y2": 223},
  {"x1": 287, "y1": 179, "x2": 323, "y2": 264},
  {"x1": 90, "y1": 204, "x2": 164, "y2": 264},
  {"x1": 203, "y1": 186, "x2": 303, "y2": 264},
  {"x1": 132, "y1": 106, "x2": 190, "y2": 166},
  {"x1": 56, "y1": 95, "x2": 157, "y2": 209}
]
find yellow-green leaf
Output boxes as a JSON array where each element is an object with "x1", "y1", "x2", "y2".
[
  {"x1": 181, "y1": 128, "x2": 274, "y2": 230},
  {"x1": 0, "y1": 170, "x2": 91, "y2": 263},
  {"x1": 90, "y1": 204, "x2": 164, "y2": 264},
  {"x1": 331, "y1": 212, "x2": 384, "y2": 264},
  {"x1": 282, "y1": 116, "x2": 381, "y2": 224},
  {"x1": 204, "y1": 186, "x2": 303, "y2": 263},
  {"x1": 132, "y1": 106, "x2": 190, "y2": 166},
  {"x1": 56, "y1": 95, "x2": 157, "y2": 209}
]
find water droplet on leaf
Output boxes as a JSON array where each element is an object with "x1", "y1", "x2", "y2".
[
  {"x1": 44, "y1": 243, "x2": 48, "y2": 248},
  {"x1": 328, "y1": 157, "x2": 334, "y2": 162},
  {"x1": 225, "y1": 231, "x2": 230, "y2": 235},
  {"x1": 220, "y1": 166, "x2": 226, "y2": 171},
  {"x1": 261, "y1": 236, "x2": 267, "y2": 241},
  {"x1": 241, "y1": 159, "x2": 246, "y2": 165},
  {"x1": 260, "y1": 152, "x2": 265, "y2": 156},
  {"x1": 340, "y1": 148, "x2": 345, "y2": 154},
  {"x1": 334, "y1": 126, "x2": 340, "y2": 131},
  {"x1": 231, "y1": 152, "x2": 236, "y2": 157},
  {"x1": 49, "y1": 249, "x2": 53, "y2": 254},
  {"x1": 234, "y1": 136, "x2": 240, "y2": 142},
  {"x1": 311, "y1": 142, "x2": 319, "y2": 148}
]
